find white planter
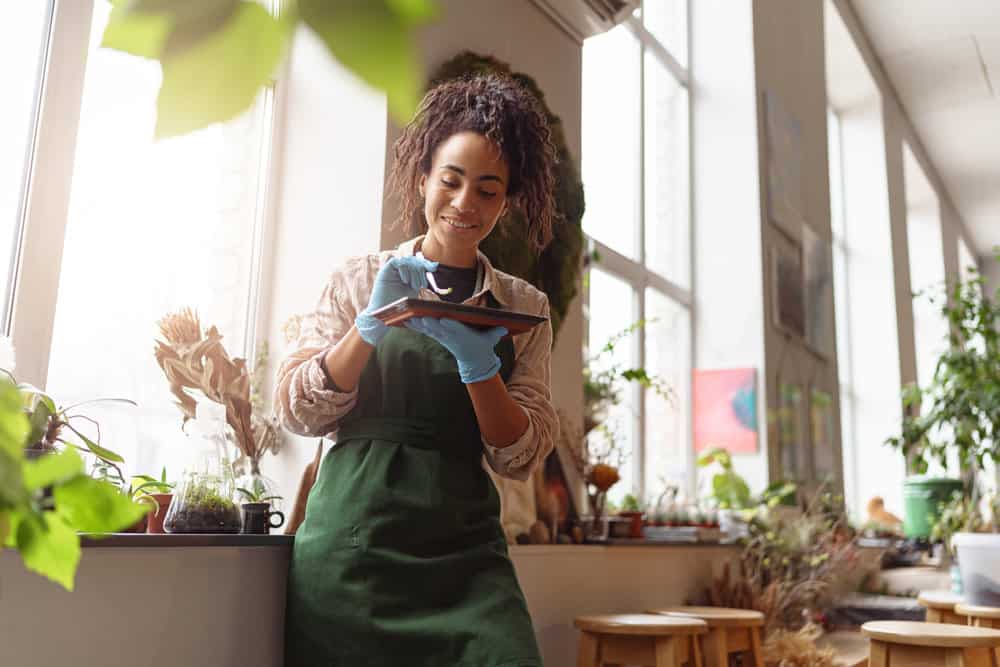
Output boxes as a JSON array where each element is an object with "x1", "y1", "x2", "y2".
[{"x1": 952, "y1": 533, "x2": 1000, "y2": 606}]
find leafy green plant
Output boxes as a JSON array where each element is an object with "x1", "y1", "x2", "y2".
[
  {"x1": 128, "y1": 467, "x2": 175, "y2": 515},
  {"x1": 7, "y1": 370, "x2": 135, "y2": 488},
  {"x1": 886, "y1": 256, "x2": 1000, "y2": 476},
  {"x1": 237, "y1": 484, "x2": 282, "y2": 505},
  {"x1": 697, "y1": 447, "x2": 797, "y2": 510},
  {"x1": 101, "y1": 0, "x2": 438, "y2": 138},
  {"x1": 620, "y1": 494, "x2": 641, "y2": 513},
  {"x1": 0, "y1": 381, "x2": 149, "y2": 590},
  {"x1": 583, "y1": 321, "x2": 673, "y2": 434},
  {"x1": 930, "y1": 490, "x2": 984, "y2": 556}
]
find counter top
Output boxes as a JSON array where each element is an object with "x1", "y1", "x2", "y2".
[{"x1": 80, "y1": 533, "x2": 294, "y2": 548}]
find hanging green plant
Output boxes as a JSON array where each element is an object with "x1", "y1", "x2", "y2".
[{"x1": 429, "y1": 52, "x2": 586, "y2": 342}]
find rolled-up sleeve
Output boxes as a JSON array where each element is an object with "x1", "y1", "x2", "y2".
[
  {"x1": 482, "y1": 297, "x2": 558, "y2": 481},
  {"x1": 275, "y1": 269, "x2": 363, "y2": 438}
]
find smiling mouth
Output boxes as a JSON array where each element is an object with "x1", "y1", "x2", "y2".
[{"x1": 443, "y1": 216, "x2": 477, "y2": 230}]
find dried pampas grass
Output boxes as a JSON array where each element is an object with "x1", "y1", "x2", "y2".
[{"x1": 154, "y1": 308, "x2": 259, "y2": 464}]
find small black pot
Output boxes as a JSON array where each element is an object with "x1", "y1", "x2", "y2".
[{"x1": 240, "y1": 503, "x2": 285, "y2": 535}]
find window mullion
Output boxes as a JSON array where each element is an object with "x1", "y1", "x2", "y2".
[{"x1": 10, "y1": 0, "x2": 95, "y2": 388}]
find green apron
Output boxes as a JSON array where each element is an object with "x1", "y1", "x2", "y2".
[{"x1": 285, "y1": 319, "x2": 543, "y2": 667}]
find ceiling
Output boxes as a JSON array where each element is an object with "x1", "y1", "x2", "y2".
[{"x1": 847, "y1": 0, "x2": 1000, "y2": 255}]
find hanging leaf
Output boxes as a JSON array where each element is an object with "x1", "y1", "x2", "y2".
[
  {"x1": 155, "y1": 2, "x2": 291, "y2": 138},
  {"x1": 300, "y1": 0, "x2": 438, "y2": 124},
  {"x1": 22, "y1": 448, "x2": 85, "y2": 492},
  {"x1": 14, "y1": 513, "x2": 82, "y2": 592},
  {"x1": 54, "y1": 476, "x2": 149, "y2": 535}
]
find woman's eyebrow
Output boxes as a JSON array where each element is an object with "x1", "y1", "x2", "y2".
[{"x1": 441, "y1": 164, "x2": 505, "y2": 184}]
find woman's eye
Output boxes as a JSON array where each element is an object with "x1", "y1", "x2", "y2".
[
  {"x1": 440, "y1": 179, "x2": 458, "y2": 188},
  {"x1": 479, "y1": 190, "x2": 498, "y2": 199}
]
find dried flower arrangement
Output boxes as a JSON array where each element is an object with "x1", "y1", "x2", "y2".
[
  {"x1": 154, "y1": 309, "x2": 280, "y2": 475},
  {"x1": 562, "y1": 413, "x2": 625, "y2": 525},
  {"x1": 701, "y1": 486, "x2": 861, "y2": 658}
]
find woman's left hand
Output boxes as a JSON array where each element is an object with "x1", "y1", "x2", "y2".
[{"x1": 405, "y1": 317, "x2": 507, "y2": 384}]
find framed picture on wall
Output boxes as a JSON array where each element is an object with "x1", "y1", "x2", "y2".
[
  {"x1": 771, "y1": 243, "x2": 806, "y2": 339},
  {"x1": 809, "y1": 387, "x2": 836, "y2": 482},
  {"x1": 693, "y1": 368, "x2": 759, "y2": 454},
  {"x1": 777, "y1": 382, "x2": 806, "y2": 482},
  {"x1": 803, "y1": 225, "x2": 835, "y2": 359},
  {"x1": 763, "y1": 90, "x2": 804, "y2": 239}
]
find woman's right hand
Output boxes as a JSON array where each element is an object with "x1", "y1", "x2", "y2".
[{"x1": 355, "y1": 255, "x2": 438, "y2": 345}]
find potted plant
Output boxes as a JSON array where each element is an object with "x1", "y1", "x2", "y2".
[
  {"x1": 618, "y1": 493, "x2": 644, "y2": 539},
  {"x1": 0, "y1": 377, "x2": 148, "y2": 590},
  {"x1": 236, "y1": 485, "x2": 285, "y2": 535},
  {"x1": 697, "y1": 447, "x2": 796, "y2": 538},
  {"x1": 886, "y1": 261, "x2": 1000, "y2": 524},
  {"x1": 130, "y1": 468, "x2": 175, "y2": 534},
  {"x1": 163, "y1": 477, "x2": 242, "y2": 534}
]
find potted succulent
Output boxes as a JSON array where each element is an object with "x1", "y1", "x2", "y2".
[
  {"x1": 130, "y1": 468, "x2": 175, "y2": 534},
  {"x1": 617, "y1": 493, "x2": 644, "y2": 539}
]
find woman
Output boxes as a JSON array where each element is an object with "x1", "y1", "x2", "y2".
[{"x1": 277, "y1": 73, "x2": 560, "y2": 667}]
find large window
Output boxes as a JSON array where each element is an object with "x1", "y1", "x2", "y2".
[
  {"x1": 14, "y1": 2, "x2": 280, "y2": 481},
  {"x1": 582, "y1": 2, "x2": 691, "y2": 502},
  {"x1": 1, "y1": 1, "x2": 54, "y2": 330}
]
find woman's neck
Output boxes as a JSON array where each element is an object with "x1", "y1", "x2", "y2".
[{"x1": 419, "y1": 233, "x2": 478, "y2": 268}]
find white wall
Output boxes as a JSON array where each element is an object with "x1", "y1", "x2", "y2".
[
  {"x1": 690, "y1": 0, "x2": 769, "y2": 495},
  {"x1": 259, "y1": 26, "x2": 388, "y2": 502}
]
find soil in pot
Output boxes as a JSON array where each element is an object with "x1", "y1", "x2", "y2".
[{"x1": 163, "y1": 482, "x2": 241, "y2": 534}]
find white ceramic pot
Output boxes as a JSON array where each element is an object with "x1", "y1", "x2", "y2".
[{"x1": 952, "y1": 533, "x2": 1000, "y2": 605}]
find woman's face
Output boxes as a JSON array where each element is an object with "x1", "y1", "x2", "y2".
[{"x1": 419, "y1": 131, "x2": 510, "y2": 263}]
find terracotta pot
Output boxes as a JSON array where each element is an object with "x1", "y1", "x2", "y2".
[
  {"x1": 618, "y1": 511, "x2": 644, "y2": 539},
  {"x1": 146, "y1": 494, "x2": 174, "y2": 534}
]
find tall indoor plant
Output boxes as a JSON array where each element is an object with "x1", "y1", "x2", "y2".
[{"x1": 886, "y1": 257, "x2": 1000, "y2": 598}]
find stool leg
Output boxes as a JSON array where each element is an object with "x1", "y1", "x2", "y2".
[
  {"x1": 954, "y1": 646, "x2": 992, "y2": 667},
  {"x1": 654, "y1": 636, "x2": 678, "y2": 667},
  {"x1": 701, "y1": 628, "x2": 728, "y2": 667},
  {"x1": 749, "y1": 627, "x2": 765, "y2": 667},
  {"x1": 577, "y1": 631, "x2": 601, "y2": 667},
  {"x1": 869, "y1": 640, "x2": 887, "y2": 667},
  {"x1": 691, "y1": 634, "x2": 704, "y2": 667}
]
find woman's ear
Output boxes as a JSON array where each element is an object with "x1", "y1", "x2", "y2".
[{"x1": 418, "y1": 174, "x2": 427, "y2": 199}]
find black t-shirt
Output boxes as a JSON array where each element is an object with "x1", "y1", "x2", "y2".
[{"x1": 432, "y1": 264, "x2": 478, "y2": 304}]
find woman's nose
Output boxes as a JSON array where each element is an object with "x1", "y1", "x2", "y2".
[{"x1": 451, "y1": 186, "x2": 476, "y2": 213}]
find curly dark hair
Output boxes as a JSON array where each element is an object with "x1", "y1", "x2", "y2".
[{"x1": 387, "y1": 73, "x2": 560, "y2": 255}]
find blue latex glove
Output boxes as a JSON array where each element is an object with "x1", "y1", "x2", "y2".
[
  {"x1": 405, "y1": 317, "x2": 508, "y2": 384},
  {"x1": 355, "y1": 255, "x2": 438, "y2": 345}
]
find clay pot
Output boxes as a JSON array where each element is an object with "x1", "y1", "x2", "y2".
[
  {"x1": 145, "y1": 494, "x2": 174, "y2": 534},
  {"x1": 618, "y1": 511, "x2": 645, "y2": 539}
]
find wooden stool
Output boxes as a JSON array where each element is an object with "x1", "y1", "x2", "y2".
[
  {"x1": 862, "y1": 620, "x2": 1000, "y2": 666},
  {"x1": 918, "y1": 590, "x2": 966, "y2": 624},
  {"x1": 574, "y1": 614, "x2": 707, "y2": 667},
  {"x1": 648, "y1": 606, "x2": 764, "y2": 667},
  {"x1": 958, "y1": 603, "x2": 1000, "y2": 629}
]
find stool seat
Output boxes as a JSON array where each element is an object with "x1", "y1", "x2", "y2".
[
  {"x1": 862, "y1": 620, "x2": 1000, "y2": 648},
  {"x1": 574, "y1": 614, "x2": 707, "y2": 666},
  {"x1": 917, "y1": 590, "x2": 966, "y2": 624},
  {"x1": 575, "y1": 614, "x2": 707, "y2": 636},
  {"x1": 648, "y1": 606, "x2": 764, "y2": 667},
  {"x1": 957, "y1": 603, "x2": 1000, "y2": 620},
  {"x1": 648, "y1": 606, "x2": 764, "y2": 628},
  {"x1": 918, "y1": 590, "x2": 964, "y2": 610}
]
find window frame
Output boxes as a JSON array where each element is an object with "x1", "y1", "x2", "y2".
[
  {"x1": 584, "y1": 1, "x2": 693, "y2": 500},
  {"x1": 10, "y1": 0, "x2": 287, "y2": 389}
]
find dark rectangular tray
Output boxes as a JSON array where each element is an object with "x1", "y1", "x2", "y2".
[{"x1": 369, "y1": 297, "x2": 547, "y2": 336}]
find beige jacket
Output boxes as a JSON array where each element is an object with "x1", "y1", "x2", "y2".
[{"x1": 275, "y1": 236, "x2": 557, "y2": 481}]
